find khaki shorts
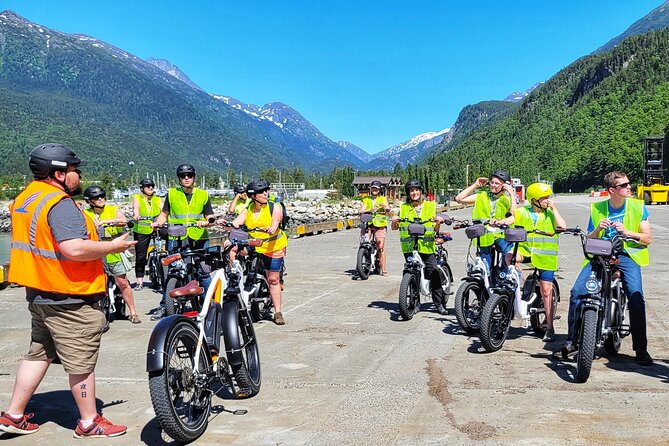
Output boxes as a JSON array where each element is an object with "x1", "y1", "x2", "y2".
[
  {"x1": 104, "y1": 260, "x2": 131, "y2": 277},
  {"x1": 26, "y1": 302, "x2": 106, "y2": 374},
  {"x1": 369, "y1": 226, "x2": 387, "y2": 240}
]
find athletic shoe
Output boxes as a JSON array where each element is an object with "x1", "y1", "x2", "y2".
[
  {"x1": 274, "y1": 312, "x2": 286, "y2": 325},
  {"x1": 0, "y1": 412, "x2": 39, "y2": 435},
  {"x1": 436, "y1": 305, "x2": 448, "y2": 315},
  {"x1": 561, "y1": 342, "x2": 577, "y2": 360},
  {"x1": 542, "y1": 329, "x2": 555, "y2": 342},
  {"x1": 73, "y1": 414, "x2": 126, "y2": 438},
  {"x1": 636, "y1": 351, "x2": 653, "y2": 366}
]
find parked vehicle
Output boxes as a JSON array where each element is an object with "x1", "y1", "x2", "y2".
[
  {"x1": 453, "y1": 221, "x2": 502, "y2": 334},
  {"x1": 562, "y1": 228, "x2": 632, "y2": 382},
  {"x1": 356, "y1": 212, "x2": 382, "y2": 279},
  {"x1": 478, "y1": 227, "x2": 562, "y2": 352},
  {"x1": 147, "y1": 242, "x2": 262, "y2": 443},
  {"x1": 396, "y1": 214, "x2": 453, "y2": 320}
]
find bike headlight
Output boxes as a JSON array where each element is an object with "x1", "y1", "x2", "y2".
[
  {"x1": 407, "y1": 255, "x2": 415, "y2": 263},
  {"x1": 585, "y1": 277, "x2": 601, "y2": 294}
]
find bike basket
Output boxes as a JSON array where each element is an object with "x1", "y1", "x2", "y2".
[
  {"x1": 504, "y1": 227, "x2": 527, "y2": 242},
  {"x1": 584, "y1": 238, "x2": 613, "y2": 256},
  {"x1": 464, "y1": 224, "x2": 485, "y2": 239},
  {"x1": 360, "y1": 213, "x2": 373, "y2": 223},
  {"x1": 228, "y1": 228, "x2": 249, "y2": 241},
  {"x1": 167, "y1": 225, "x2": 187, "y2": 237},
  {"x1": 408, "y1": 223, "x2": 426, "y2": 236}
]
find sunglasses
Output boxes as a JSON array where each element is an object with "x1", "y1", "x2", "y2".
[
  {"x1": 612, "y1": 182, "x2": 631, "y2": 189},
  {"x1": 143, "y1": 185, "x2": 155, "y2": 189},
  {"x1": 178, "y1": 173, "x2": 194, "y2": 179},
  {"x1": 92, "y1": 196, "x2": 106, "y2": 201}
]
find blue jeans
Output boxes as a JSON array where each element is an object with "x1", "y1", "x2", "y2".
[
  {"x1": 566, "y1": 255, "x2": 647, "y2": 353},
  {"x1": 159, "y1": 238, "x2": 211, "y2": 307},
  {"x1": 480, "y1": 238, "x2": 512, "y2": 271}
]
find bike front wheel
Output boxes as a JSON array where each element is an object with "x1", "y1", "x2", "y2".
[
  {"x1": 480, "y1": 293, "x2": 511, "y2": 352},
  {"x1": 529, "y1": 278, "x2": 559, "y2": 335},
  {"x1": 148, "y1": 321, "x2": 212, "y2": 443},
  {"x1": 398, "y1": 272, "x2": 419, "y2": 320},
  {"x1": 356, "y1": 247, "x2": 372, "y2": 280},
  {"x1": 576, "y1": 308, "x2": 598, "y2": 383},
  {"x1": 454, "y1": 281, "x2": 483, "y2": 334},
  {"x1": 164, "y1": 277, "x2": 183, "y2": 316},
  {"x1": 226, "y1": 302, "x2": 262, "y2": 397},
  {"x1": 250, "y1": 276, "x2": 272, "y2": 322}
]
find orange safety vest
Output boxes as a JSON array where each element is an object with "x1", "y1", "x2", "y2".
[{"x1": 9, "y1": 181, "x2": 106, "y2": 295}]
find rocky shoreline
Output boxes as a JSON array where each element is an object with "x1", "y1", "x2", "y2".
[{"x1": 0, "y1": 199, "x2": 369, "y2": 233}]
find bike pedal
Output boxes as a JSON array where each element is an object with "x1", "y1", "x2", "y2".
[{"x1": 620, "y1": 325, "x2": 631, "y2": 337}]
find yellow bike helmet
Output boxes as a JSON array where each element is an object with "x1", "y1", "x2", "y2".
[{"x1": 526, "y1": 182, "x2": 553, "y2": 204}]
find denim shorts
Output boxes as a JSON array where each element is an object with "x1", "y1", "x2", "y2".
[{"x1": 262, "y1": 254, "x2": 285, "y2": 272}]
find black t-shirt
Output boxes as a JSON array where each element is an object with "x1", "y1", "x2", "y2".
[{"x1": 27, "y1": 198, "x2": 103, "y2": 305}]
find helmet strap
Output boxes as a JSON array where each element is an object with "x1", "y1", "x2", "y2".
[
  {"x1": 531, "y1": 198, "x2": 547, "y2": 211},
  {"x1": 88, "y1": 200, "x2": 105, "y2": 210}
]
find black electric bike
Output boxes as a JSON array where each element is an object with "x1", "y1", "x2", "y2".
[{"x1": 356, "y1": 212, "x2": 384, "y2": 280}]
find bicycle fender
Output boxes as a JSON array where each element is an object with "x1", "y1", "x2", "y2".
[
  {"x1": 221, "y1": 300, "x2": 243, "y2": 367},
  {"x1": 146, "y1": 315, "x2": 198, "y2": 372}
]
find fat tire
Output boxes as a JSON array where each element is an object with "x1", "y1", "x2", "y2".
[
  {"x1": 250, "y1": 276, "x2": 272, "y2": 322},
  {"x1": 356, "y1": 247, "x2": 372, "y2": 280},
  {"x1": 576, "y1": 308, "x2": 598, "y2": 383},
  {"x1": 229, "y1": 306, "x2": 262, "y2": 397},
  {"x1": 164, "y1": 277, "x2": 180, "y2": 316},
  {"x1": 480, "y1": 293, "x2": 511, "y2": 352},
  {"x1": 454, "y1": 281, "x2": 483, "y2": 334},
  {"x1": 529, "y1": 279, "x2": 559, "y2": 335},
  {"x1": 398, "y1": 272, "x2": 418, "y2": 321},
  {"x1": 604, "y1": 296, "x2": 622, "y2": 354},
  {"x1": 148, "y1": 321, "x2": 211, "y2": 443}
]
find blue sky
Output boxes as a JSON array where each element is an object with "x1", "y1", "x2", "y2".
[{"x1": 2, "y1": 1, "x2": 664, "y2": 154}]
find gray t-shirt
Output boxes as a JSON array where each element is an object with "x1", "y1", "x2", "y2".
[{"x1": 27, "y1": 198, "x2": 105, "y2": 305}]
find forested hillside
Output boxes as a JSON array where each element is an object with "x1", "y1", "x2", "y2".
[{"x1": 416, "y1": 28, "x2": 669, "y2": 192}]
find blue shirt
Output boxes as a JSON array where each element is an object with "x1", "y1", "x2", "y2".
[{"x1": 587, "y1": 200, "x2": 649, "y2": 240}]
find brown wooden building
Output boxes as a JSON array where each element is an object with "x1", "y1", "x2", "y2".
[{"x1": 352, "y1": 176, "x2": 403, "y2": 202}]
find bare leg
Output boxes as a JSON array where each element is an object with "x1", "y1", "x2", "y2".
[
  {"x1": 267, "y1": 270, "x2": 282, "y2": 313},
  {"x1": 7, "y1": 359, "x2": 52, "y2": 414},
  {"x1": 540, "y1": 280, "x2": 555, "y2": 331},
  {"x1": 115, "y1": 275, "x2": 137, "y2": 316},
  {"x1": 377, "y1": 237, "x2": 387, "y2": 273},
  {"x1": 69, "y1": 372, "x2": 97, "y2": 420}
]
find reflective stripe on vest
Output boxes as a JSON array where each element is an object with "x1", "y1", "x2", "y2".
[
  {"x1": 245, "y1": 202, "x2": 288, "y2": 254},
  {"x1": 398, "y1": 201, "x2": 436, "y2": 254},
  {"x1": 9, "y1": 181, "x2": 106, "y2": 295},
  {"x1": 133, "y1": 193, "x2": 161, "y2": 235},
  {"x1": 83, "y1": 206, "x2": 122, "y2": 263},
  {"x1": 591, "y1": 198, "x2": 649, "y2": 267},
  {"x1": 514, "y1": 206, "x2": 559, "y2": 271},
  {"x1": 167, "y1": 187, "x2": 209, "y2": 240},
  {"x1": 471, "y1": 191, "x2": 511, "y2": 247}
]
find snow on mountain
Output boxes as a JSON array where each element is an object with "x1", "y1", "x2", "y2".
[{"x1": 503, "y1": 82, "x2": 545, "y2": 102}]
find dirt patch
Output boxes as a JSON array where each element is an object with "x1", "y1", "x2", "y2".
[{"x1": 425, "y1": 357, "x2": 497, "y2": 440}]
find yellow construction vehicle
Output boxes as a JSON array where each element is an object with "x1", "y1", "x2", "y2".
[{"x1": 637, "y1": 136, "x2": 669, "y2": 205}]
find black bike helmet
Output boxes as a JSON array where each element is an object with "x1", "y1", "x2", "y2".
[
  {"x1": 233, "y1": 185, "x2": 247, "y2": 194},
  {"x1": 246, "y1": 179, "x2": 270, "y2": 195},
  {"x1": 405, "y1": 179, "x2": 423, "y2": 194},
  {"x1": 491, "y1": 170, "x2": 511, "y2": 184},
  {"x1": 83, "y1": 185, "x2": 106, "y2": 200},
  {"x1": 176, "y1": 164, "x2": 196, "y2": 177},
  {"x1": 139, "y1": 178, "x2": 155, "y2": 188},
  {"x1": 28, "y1": 143, "x2": 86, "y2": 179},
  {"x1": 370, "y1": 180, "x2": 382, "y2": 189}
]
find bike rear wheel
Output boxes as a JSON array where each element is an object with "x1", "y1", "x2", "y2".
[
  {"x1": 148, "y1": 321, "x2": 212, "y2": 443},
  {"x1": 356, "y1": 247, "x2": 372, "y2": 280},
  {"x1": 398, "y1": 272, "x2": 419, "y2": 320},
  {"x1": 480, "y1": 293, "x2": 511, "y2": 352},
  {"x1": 528, "y1": 278, "x2": 559, "y2": 335},
  {"x1": 250, "y1": 276, "x2": 272, "y2": 322},
  {"x1": 164, "y1": 277, "x2": 182, "y2": 316},
  {"x1": 576, "y1": 308, "x2": 598, "y2": 383},
  {"x1": 454, "y1": 281, "x2": 483, "y2": 334}
]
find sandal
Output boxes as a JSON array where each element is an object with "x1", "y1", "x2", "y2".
[
  {"x1": 129, "y1": 314, "x2": 142, "y2": 324},
  {"x1": 381, "y1": 271, "x2": 389, "y2": 276}
]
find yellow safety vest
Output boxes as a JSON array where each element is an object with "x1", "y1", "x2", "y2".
[
  {"x1": 245, "y1": 202, "x2": 288, "y2": 255},
  {"x1": 398, "y1": 201, "x2": 436, "y2": 254},
  {"x1": 167, "y1": 187, "x2": 209, "y2": 240},
  {"x1": 362, "y1": 196, "x2": 389, "y2": 227},
  {"x1": 84, "y1": 205, "x2": 123, "y2": 264},
  {"x1": 133, "y1": 193, "x2": 161, "y2": 235},
  {"x1": 514, "y1": 206, "x2": 559, "y2": 271},
  {"x1": 471, "y1": 191, "x2": 511, "y2": 247},
  {"x1": 591, "y1": 198, "x2": 649, "y2": 267}
]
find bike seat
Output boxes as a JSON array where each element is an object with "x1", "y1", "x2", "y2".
[
  {"x1": 168, "y1": 280, "x2": 204, "y2": 298},
  {"x1": 161, "y1": 253, "x2": 182, "y2": 266}
]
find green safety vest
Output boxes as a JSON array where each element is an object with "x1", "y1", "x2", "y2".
[
  {"x1": 398, "y1": 201, "x2": 436, "y2": 254},
  {"x1": 514, "y1": 206, "x2": 559, "y2": 271},
  {"x1": 234, "y1": 198, "x2": 251, "y2": 216},
  {"x1": 591, "y1": 198, "x2": 649, "y2": 267},
  {"x1": 362, "y1": 196, "x2": 389, "y2": 227},
  {"x1": 132, "y1": 193, "x2": 161, "y2": 235},
  {"x1": 84, "y1": 205, "x2": 123, "y2": 264},
  {"x1": 471, "y1": 191, "x2": 511, "y2": 247},
  {"x1": 167, "y1": 187, "x2": 209, "y2": 241}
]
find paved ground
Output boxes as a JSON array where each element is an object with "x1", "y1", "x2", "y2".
[{"x1": 0, "y1": 194, "x2": 667, "y2": 445}]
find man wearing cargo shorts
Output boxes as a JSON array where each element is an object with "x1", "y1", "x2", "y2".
[{"x1": 0, "y1": 144, "x2": 136, "y2": 438}]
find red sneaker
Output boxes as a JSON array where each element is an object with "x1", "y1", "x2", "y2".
[
  {"x1": 0, "y1": 411, "x2": 40, "y2": 435},
  {"x1": 73, "y1": 414, "x2": 127, "y2": 439}
]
